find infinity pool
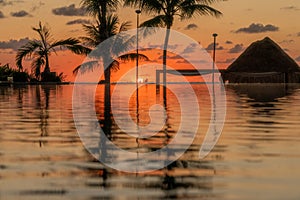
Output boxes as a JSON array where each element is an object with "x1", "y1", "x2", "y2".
[{"x1": 0, "y1": 84, "x2": 300, "y2": 200}]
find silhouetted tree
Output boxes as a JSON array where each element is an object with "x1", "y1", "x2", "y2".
[
  {"x1": 124, "y1": 0, "x2": 223, "y2": 99},
  {"x1": 16, "y1": 22, "x2": 89, "y2": 81}
]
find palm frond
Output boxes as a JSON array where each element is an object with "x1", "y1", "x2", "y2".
[
  {"x1": 50, "y1": 38, "x2": 80, "y2": 48},
  {"x1": 140, "y1": 15, "x2": 166, "y2": 27},
  {"x1": 124, "y1": 0, "x2": 164, "y2": 14},
  {"x1": 109, "y1": 60, "x2": 120, "y2": 72},
  {"x1": 81, "y1": 0, "x2": 120, "y2": 17},
  {"x1": 106, "y1": 14, "x2": 120, "y2": 36},
  {"x1": 94, "y1": 52, "x2": 149, "y2": 73},
  {"x1": 119, "y1": 21, "x2": 131, "y2": 32},
  {"x1": 110, "y1": 32, "x2": 134, "y2": 56},
  {"x1": 73, "y1": 60, "x2": 99, "y2": 75},
  {"x1": 66, "y1": 44, "x2": 92, "y2": 55},
  {"x1": 82, "y1": 23, "x2": 101, "y2": 44},
  {"x1": 123, "y1": 0, "x2": 139, "y2": 7},
  {"x1": 80, "y1": 36, "x2": 99, "y2": 47},
  {"x1": 82, "y1": 24, "x2": 99, "y2": 38},
  {"x1": 81, "y1": 0, "x2": 101, "y2": 17},
  {"x1": 16, "y1": 40, "x2": 42, "y2": 70},
  {"x1": 118, "y1": 53, "x2": 149, "y2": 62},
  {"x1": 180, "y1": 4, "x2": 222, "y2": 19},
  {"x1": 125, "y1": 0, "x2": 223, "y2": 27},
  {"x1": 50, "y1": 38, "x2": 91, "y2": 55},
  {"x1": 198, "y1": 0, "x2": 225, "y2": 4},
  {"x1": 137, "y1": 15, "x2": 166, "y2": 38},
  {"x1": 32, "y1": 22, "x2": 52, "y2": 49}
]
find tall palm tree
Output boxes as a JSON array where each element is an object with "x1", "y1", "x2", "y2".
[
  {"x1": 73, "y1": 14, "x2": 148, "y2": 83},
  {"x1": 79, "y1": 0, "x2": 133, "y2": 84},
  {"x1": 78, "y1": 1, "x2": 148, "y2": 155},
  {"x1": 124, "y1": 0, "x2": 223, "y2": 98},
  {"x1": 16, "y1": 22, "x2": 89, "y2": 81},
  {"x1": 73, "y1": 14, "x2": 148, "y2": 119}
]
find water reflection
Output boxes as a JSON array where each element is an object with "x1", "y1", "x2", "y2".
[
  {"x1": 33, "y1": 85, "x2": 60, "y2": 146},
  {"x1": 36, "y1": 85, "x2": 49, "y2": 139},
  {"x1": 91, "y1": 83, "x2": 217, "y2": 199},
  {"x1": 1, "y1": 84, "x2": 300, "y2": 199},
  {"x1": 227, "y1": 84, "x2": 295, "y2": 123},
  {"x1": 226, "y1": 84, "x2": 297, "y2": 102},
  {"x1": 226, "y1": 84, "x2": 300, "y2": 141}
]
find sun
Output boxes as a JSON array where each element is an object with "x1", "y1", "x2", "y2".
[{"x1": 138, "y1": 78, "x2": 144, "y2": 83}]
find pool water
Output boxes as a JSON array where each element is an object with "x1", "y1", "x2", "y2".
[{"x1": 0, "y1": 84, "x2": 300, "y2": 200}]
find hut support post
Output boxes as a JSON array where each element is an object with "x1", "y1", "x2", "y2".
[
  {"x1": 156, "y1": 70, "x2": 161, "y2": 91},
  {"x1": 212, "y1": 33, "x2": 218, "y2": 84}
]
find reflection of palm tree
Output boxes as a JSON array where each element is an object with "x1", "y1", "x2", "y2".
[
  {"x1": 77, "y1": 1, "x2": 148, "y2": 118},
  {"x1": 16, "y1": 22, "x2": 89, "y2": 81},
  {"x1": 73, "y1": 14, "x2": 148, "y2": 120},
  {"x1": 78, "y1": 0, "x2": 148, "y2": 179},
  {"x1": 125, "y1": 0, "x2": 222, "y2": 101},
  {"x1": 33, "y1": 86, "x2": 49, "y2": 147}
]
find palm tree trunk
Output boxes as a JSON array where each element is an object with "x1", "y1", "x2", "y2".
[
  {"x1": 99, "y1": 1, "x2": 108, "y2": 41},
  {"x1": 44, "y1": 54, "x2": 50, "y2": 74},
  {"x1": 96, "y1": 1, "x2": 111, "y2": 130},
  {"x1": 104, "y1": 61, "x2": 111, "y2": 118},
  {"x1": 41, "y1": 54, "x2": 51, "y2": 81},
  {"x1": 103, "y1": 67, "x2": 111, "y2": 131},
  {"x1": 163, "y1": 25, "x2": 171, "y2": 106}
]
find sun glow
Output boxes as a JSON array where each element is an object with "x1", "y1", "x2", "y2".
[{"x1": 138, "y1": 78, "x2": 144, "y2": 83}]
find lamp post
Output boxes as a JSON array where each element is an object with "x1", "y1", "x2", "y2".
[
  {"x1": 135, "y1": 10, "x2": 142, "y2": 168},
  {"x1": 136, "y1": 9, "x2": 141, "y2": 89},
  {"x1": 212, "y1": 33, "x2": 218, "y2": 146},
  {"x1": 212, "y1": 33, "x2": 218, "y2": 84},
  {"x1": 135, "y1": 9, "x2": 141, "y2": 125}
]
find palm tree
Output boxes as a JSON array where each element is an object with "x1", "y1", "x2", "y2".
[
  {"x1": 74, "y1": 14, "x2": 148, "y2": 120},
  {"x1": 16, "y1": 22, "x2": 89, "y2": 81},
  {"x1": 73, "y1": 14, "x2": 148, "y2": 83},
  {"x1": 79, "y1": 0, "x2": 126, "y2": 83},
  {"x1": 77, "y1": 1, "x2": 148, "y2": 153},
  {"x1": 124, "y1": 0, "x2": 223, "y2": 98}
]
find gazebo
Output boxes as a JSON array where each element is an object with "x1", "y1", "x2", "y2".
[{"x1": 221, "y1": 37, "x2": 300, "y2": 83}]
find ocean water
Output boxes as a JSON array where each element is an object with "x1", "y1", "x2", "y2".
[{"x1": 0, "y1": 84, "x2": 300, "y2": 200}]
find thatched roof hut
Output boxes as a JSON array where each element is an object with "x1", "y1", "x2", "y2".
[{"x1": 222, "y1": 37, "x2": 300, "y2": 83}]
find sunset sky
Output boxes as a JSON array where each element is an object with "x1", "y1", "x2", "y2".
[{"x1": 0, "y1": 0, "x2": 299, "y2": 81}]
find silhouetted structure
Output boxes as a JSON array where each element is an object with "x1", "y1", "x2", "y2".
[{"x1": 222, "y1": 37, "x2": 300, "y2": 83}]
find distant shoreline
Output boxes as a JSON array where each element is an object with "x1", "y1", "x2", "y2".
[
  {"x1": 0, "y1": 81, "x2": 72, "y2": 86},
  {"x1": 1, "y1": 82, "x2": 300, "y2": 86}
]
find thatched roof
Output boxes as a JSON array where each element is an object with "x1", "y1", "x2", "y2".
[{"x1": 227, "y1": 37, "x2": 300, "y2": 72}]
